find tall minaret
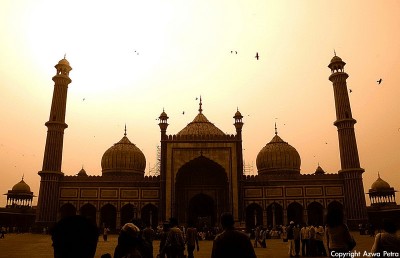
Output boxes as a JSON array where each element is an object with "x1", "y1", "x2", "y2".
[
  {"x1": 328, "y1": 54, "x2": 368, "y2": 227},
  {"x1": 36, "y1": 57, "x2": 72, "y2": 226},
  {"x1": 158, "y1": 108, "x2": 169, "y2": 222}
]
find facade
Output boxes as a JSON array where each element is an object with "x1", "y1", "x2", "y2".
[{"x1": 35, "y1": 55, "x2": 369, "y2": 230}]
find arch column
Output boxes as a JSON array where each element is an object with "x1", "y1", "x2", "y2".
[
  {"x1": 116, "y1": 211, "x2": 121, "y2": 230},
  {"x1": 96, "y1": 211, "x2": 101, "y2": 228},
  {"x1": 263, "y1": 209, "x2": 267, "y2": 227},
  {"x1": 303, "y1": 209, "x2": 308, "y2": 225},
  {"x1": 283, "y1": 209, "x2": 287, "y2": 225}
]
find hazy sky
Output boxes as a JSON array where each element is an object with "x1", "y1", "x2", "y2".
[{"x1": 1, "y1": 1, "x2": 399, "y2": 207}]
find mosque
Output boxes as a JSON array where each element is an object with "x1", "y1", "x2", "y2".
[{"x1": 17, "y1": 54, "x2": 389, "y2": 231}]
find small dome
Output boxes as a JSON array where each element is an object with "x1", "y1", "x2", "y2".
[
  {"x1": 159, "y1": 110, "x2": 168, "y2": 120},
  {"x1": 12, "y1": 179, "x2": 31, "y2": 193},
  {"x1": 256, "y1": 134, "x2": 301, "y2": 175},
  {"x1": 101, "y1": 135, "x2": 146, "y2": 176},
  {"x1": 77, "y1": 168, "x2": 88, "y2": 176},
  {"x1": 330, "y1": 55, "x2": 342, "y2": 63},
  {"x1": 58, "y1": 58, "x2": 70, "y2": 66},
  {"x1": 177, "y1": 113, "x2": 225, "y2": 136},
  {"x1": 371, "y1": 175, "x2": 391, "y2": 191},
  {"x1": 234, "y1": 110, "x2": 242, "y2": 118},
  {"x1": 314, "y1": 165, "x2": 325, "y2": 175}
]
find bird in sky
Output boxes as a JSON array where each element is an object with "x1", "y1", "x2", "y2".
[
  {"x1": 231, "y1": 51, "x2": 238, "y2": 54},
  {"x1": 83, "y1": 98, "x2": 86, "y2": 101},
  {"x1": 377, "y1": 78, "x2": 382, "y2": 84},
  {"x1": 182, "y1": 111, "x2": 185, "y2": 115},
  {"x1": 255, "y1": 52, "x2": 259, "y2": 60}
]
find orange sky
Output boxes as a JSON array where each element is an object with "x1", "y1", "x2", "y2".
[{"x1": 1, "y1": 1, "x2": 399, "y2": 207}]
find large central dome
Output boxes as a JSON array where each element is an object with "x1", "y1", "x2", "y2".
[
  {"x1": 101, "y1": 134, "x2": 146, "y2": 176},
  {"x1": 177, "y1": 98, "x2": 225, "y2": 136},
  {"x1": 256, "y1": 134, "x2": 301, "y2": 175}
]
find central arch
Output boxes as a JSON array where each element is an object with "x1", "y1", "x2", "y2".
[
  {"x1": 188, "y1": 193, "x2": 215, "y2": 229},
  {"x1": 175, "y1": 156, "x2": 228, "y2": 227}
]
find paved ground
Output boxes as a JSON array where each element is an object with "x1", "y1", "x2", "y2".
[{"x1": 0, "y1": 232, "x2": 375, "y2": 258}]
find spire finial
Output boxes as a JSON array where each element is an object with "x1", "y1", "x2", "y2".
[
  {"x1": 378, "y1": 171, "x2": 380, "y2": 178},
  {"x1": 22, "y1": 174, "x2": 24, "y2": 181},
  {"x1": 334, "y1": 49, "x2": 336, "y2": 56},
  {"x1": 64, "y1": 53, "x2": 66, "y2": 59},
  {"x1": 124, "y1": 124, "x2": 127, "y2": 137},
  {"x1": 274, "y1": 122, "x2": 278, "y2": 135},
  {"x1": 199, "y1": 95, "x2": 203, "y2": 113}
]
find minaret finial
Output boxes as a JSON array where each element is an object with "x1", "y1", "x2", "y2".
[
  {"x1": 124, "y1": 124, "x2": 127, "y2": 136},
  {"x1": 334, "y1": 49, "x2": 336, "y2": 56},
  {"x1": 22, "y1": 174, "x2": 24, "y2": 180},
  {"x1": 378, "y1": 171, "x2": 380, "y2": 178},
  {"x1": 274, "y1": 122, "x2": 278, "y2": 135},
  {"x1": 64, "y1": 53, "x2": 66, "y2": 59},
  {"x1": 199, "y1": 95, "x2": 203, "y2": 113}
]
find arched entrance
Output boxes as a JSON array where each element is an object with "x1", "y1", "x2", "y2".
[
  {"x1": 80, "y1": 203, "x2": 96, "y2": 225},
  {"x1": 245, "y1": 203, "x2": 263, "y2": 231},
  {"x1": 287, "y1": 202, "x2": 303, "y2": 225},
  {"x1": 141, "y1": 204, "x2": 158, "y2": 229},
  {"x1": 60, "y1": 203, "x2": 76, "y2": 219},
  {"x1": 120, "y1": 204, "x2": 136, "y2": 226},
  {"x1": 267, "y1": 202, "x2": 283, "y2": 228},
  {"x1": 308, "y1": 202, "x2": 324, "y2": 226},
  {"x1": 100, "y1": 203, "x2": 116, "y2": 230},
  {"x1": 188, "y1": 193, "x2": 214, "y2": 230},
  {"x1": 175, "y1": 156, "x2": 228, "y2": 227}
]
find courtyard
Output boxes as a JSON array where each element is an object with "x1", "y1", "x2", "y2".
[{"x1": 0, "y1": 231, "x2": 376, "y2": 258}]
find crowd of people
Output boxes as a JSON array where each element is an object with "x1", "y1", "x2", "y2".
[{"x1": 44, "y1": 210, "x2": 400, "y2": 258}]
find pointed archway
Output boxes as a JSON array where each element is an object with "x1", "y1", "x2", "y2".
[
  {"x1": 60, "y1": 203, "x2": 76, "y2": 219},
  {"x1": 308, "y1": 202, "x2": 324, "y2": 226},
  {"x1": 141, "y1": 204, "x2": 158, "y2": 229},
  {"x1": 245, "y1": 203, "x2": 263, "y2": 231},
  {"x1": 188, "y1": 193, "x2": 215, "y2": 230},
  {"x1": 100, "y1": 203, "x2": 117, "y2": 230},
  {"x1": 287, "y1": 202, "x2": 303, "y2": 225},
  {"x1": 121, "y1": 204, "x2": 136, "y2": 226},
  {"x1": 175, "y1": 156, "x2": 228, "y2": 226},
  {"x1": 80, "y1": 203, "x2": 97, "y2": 225},
  {"x1": 267, "y1": 202, "x2": 283, "y2": 228}
]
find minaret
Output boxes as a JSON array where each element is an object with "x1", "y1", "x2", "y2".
[
  {"x1": 233, "y1": 108, "x2": 244, "y2": 221},
  {"x1": 328, "y1": 54, "x2": 368, "y2": 227},
  {"x1": 36, "y1": 57, "x2": 72, "y2": 226},
  {"x1": 158, "y1": 108, "x2": 169, "y2": 221}
]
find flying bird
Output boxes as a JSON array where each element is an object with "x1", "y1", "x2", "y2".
[
  {"x1": 255, "y1": 52, "x2": 259, "y2": 60},
  {"x1": 83, "y1": 98, "x2": 86, "y2": 101},
  {"x1": 377, "y1": 78, "x2": 382, "y2": 84},
  {"x1": 182, "y1": 111, "x2": 185, "y2": 115}
]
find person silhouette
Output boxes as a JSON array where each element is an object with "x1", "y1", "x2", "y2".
[
  {"x1": 51, "y1": 215, "x2": 99, "y2": 258},
  {"x1": 211, "y1": 212, "x2": 256, "y2": 258}
]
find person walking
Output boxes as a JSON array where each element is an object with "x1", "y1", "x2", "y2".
[
  {"x1": 293, "y1": 224, "x2": 301, "y2": 256},
  {"x1": 102, "y1": 226, "x2": 110, "y2": 242},
  {"x1": 325, "y1": 209, "x2": 356, "y2": 256},
  {"x1": 300, "y1": 224, "x2": 310, "y2": 256},
  {"x1": 316, "y1": 225, "x2": 327, "y2": 256},
  {"x1": 162, "y1": 218, "x2": 185, "y2": 258},
  {"x1": 142, "y1": 223, "x2": 156, "y2": 258},
  {"x1": 371, "y1": 218, "x2": 400, "y2": 254},
  {"x1": 185, "y1": 220, "x2": 199, "y2": 258},
  {"x1": 287, "y1": 221, "x2": 296, "y2": 257},
  {"x1": 114, "y1": 223, "x2": 143, "y2": 258},
  {"x1": 211, "y1": 212, "x2": 256, "y2": 258}
]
